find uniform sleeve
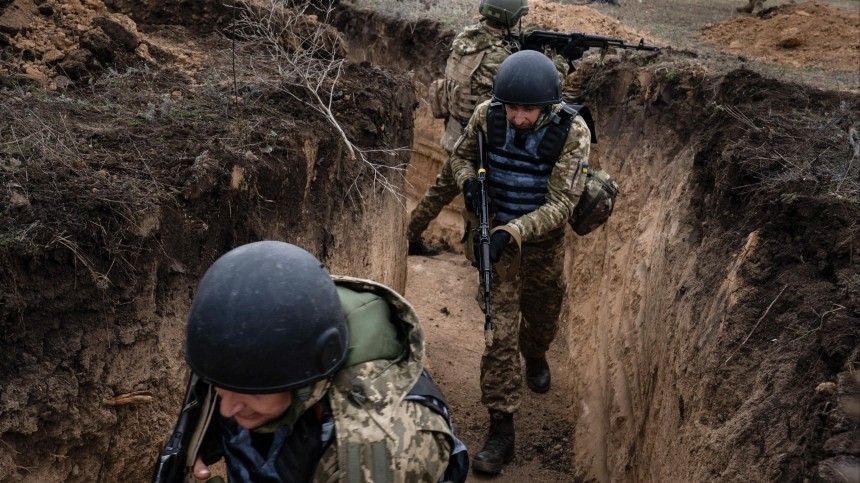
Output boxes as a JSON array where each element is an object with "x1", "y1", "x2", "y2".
[
  {"x1": 393, "y1": 401, "x2": 453, "y2": 483},
  {"x1": 551, "y1": 54, "x2": 570, "y2": 81},
  {"x1": 509, "y1": 115, "x2": 591, "y2": 241},
  {"x1": 449, "y1": 100, "x2": 491, "y2": 190}
]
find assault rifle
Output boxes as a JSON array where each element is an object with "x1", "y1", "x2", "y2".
[
  {"x1": 514, "y1": 30, "x2": 659, "y2": 69},
  {"x1": 152, "y1": 374, "x2": 218, "y2": 483},
  {"x1": 475, "y1": 130, "x2": 494, "y2": 343}
]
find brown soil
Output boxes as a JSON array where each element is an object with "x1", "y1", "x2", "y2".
[
  {"x1": 1, "y1": 0, "x2": 859, "y2": 482},
  {"x1": 700, "y1": 1, "x2": 860, "y2": 72}
]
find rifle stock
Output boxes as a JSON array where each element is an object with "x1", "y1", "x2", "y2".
[{"x1": 476, "y1": 130, "x2": 493, "y2": 337}]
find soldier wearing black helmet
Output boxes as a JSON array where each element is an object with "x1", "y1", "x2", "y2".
[
  {"x1": 408, "y1": 0, "x2": 575, "y2": 257},
  {"x1": 180, "y1": 241, "x2": 468, "y2": 482},
  {"x1": 450, "y1": 50, "x2": 593, "y2": 474}
]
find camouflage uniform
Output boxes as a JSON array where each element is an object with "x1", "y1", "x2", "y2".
[
  {"x1": 450, "y1": 100, "x2": 591, "y2": 413},
  {"x1": 218, "y1": 276, "x2": 459, "y2": 482},
  {"x1": 316, "y1": 276, "x2": 456, "y2": 482},
  {"x1": 407, "y1": 23, "x2": 513, "y2": 243}
]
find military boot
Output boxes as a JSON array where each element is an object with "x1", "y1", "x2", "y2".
[
  {"x1": 525, "y1": 355, "x2": 551, "y2": 393},
  {"x1": 472, "y1": 410, "x2": 515, "y2": 474}
]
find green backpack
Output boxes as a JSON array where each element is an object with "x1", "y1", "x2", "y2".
[{"x1": 570, "y1": 167, "x2": 618, "y2": 236}]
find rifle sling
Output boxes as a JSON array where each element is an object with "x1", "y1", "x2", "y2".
[{"x1": 185, "y1": 380, "x2": 218, "y2": 476}]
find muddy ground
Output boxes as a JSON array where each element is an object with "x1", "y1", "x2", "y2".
[{"x1": 1, "y1": 0, "x2": 859, "y2": 482}]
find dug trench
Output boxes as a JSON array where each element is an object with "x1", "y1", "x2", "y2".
[{"x1": 1, "y1": 2, "x2": 858, "y2": 483}]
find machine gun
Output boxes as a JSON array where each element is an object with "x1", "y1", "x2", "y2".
[
  {"x1": 513, "y1": 30, "x2": 659, "y2": 71},
  {"x1": 516, "y1": 30, "x2": 660, "y2": 54}
]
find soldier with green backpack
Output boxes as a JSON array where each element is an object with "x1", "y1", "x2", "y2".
[{"x1": 154, "y1": 241, "x2": 469, "y2": 482}]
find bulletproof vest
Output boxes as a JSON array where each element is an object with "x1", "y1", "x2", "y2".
[
  {"x1": 484, "y1": 101, "x2": 597, "y2": 223},
  {"x1": 444, "y1": 25, "x2": 513, "y2": 125},
  {"x1": 484, "y1": 102, "x2": 567, "y2": 222},
  {"x1": 445, "y1": 48, "x2": 488, "y2": 123}
]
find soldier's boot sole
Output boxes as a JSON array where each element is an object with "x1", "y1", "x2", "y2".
[{"x1": 472, "y1": 450, "x2": 515, "y2": 474}]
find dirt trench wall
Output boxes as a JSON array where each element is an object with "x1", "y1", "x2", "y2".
[
  {"x1": 331, "y1": 8, "x2": 859, "y2": 482},
  {"x1": 1, "y1": 59, "x2": 414, "y2": 483},
  {"x1": 330, "y1": 10, "x2": 468, "y2": 249},
  {"x1": 565, "y1": 58, "x2": 859, "y2": 482}
]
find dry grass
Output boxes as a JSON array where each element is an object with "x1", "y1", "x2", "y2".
[{"x1": 732, "y1": 100, "x2": 860, "y2": 210}]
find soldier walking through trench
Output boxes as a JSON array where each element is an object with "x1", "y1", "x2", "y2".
[
  {"x1": 449, "y1": 50, "x2": 593, "y2": 474},
  {"x1": 155, "y1": 241, "x2": 469, "y2": 482},
  {"x1": 408, "y1": 0, "x2": 528, "y2": 257},
  {"x1": 409, "y1": 0, "x2": 580, "y2": 256}
]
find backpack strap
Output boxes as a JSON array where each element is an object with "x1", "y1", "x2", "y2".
[
  {"x1": 537, "y1": 103, "x2": 598, "y2": 161},
  {"x1": 537, "y1": 103, "x2": 577, "y2": 162},
  {"x1": 488, "y1": 102, "x2": 598, "y2": 163},
  {"x1": 486, "y1": 101, "x2": 507, "y2": 147},
  {"x1": 406, "y1": 370, "x2": 470, "y2": 483}
]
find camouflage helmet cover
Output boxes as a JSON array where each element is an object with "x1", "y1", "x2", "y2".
[{"x1": 479, "y1": 0, "x2": 529, "y2": 28}]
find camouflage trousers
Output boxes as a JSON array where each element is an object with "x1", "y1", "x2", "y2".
[
  {"x1": 478, "y1": 233, "x2": 566, "y2": 414},
  {"x1": 406, "y1": 154, "x2": 460, "y2": 242}
]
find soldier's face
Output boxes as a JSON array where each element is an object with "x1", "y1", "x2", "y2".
[
  {"x1": 215, "y1": 387, "x2": 293, "y2": 429},
  {"x1": 504, "y1": 104, "x2": 542, "y2": 131}
]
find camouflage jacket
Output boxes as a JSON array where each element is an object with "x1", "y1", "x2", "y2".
[
  {"x1": 444, "y1": 23, "x2": 512, "y2": 124},
  {"x1": 450, "y1": 100, "x2": 591, "y2": 242},
  {"x1": 311, "y1": 276, "x2": 454, "y2": 483},
  {"x1": 440, "y1": 23, "x2": 512, "y2": 152},
  {"x1": 440, "y1": 24, "x2": 567, "y2": 152}
]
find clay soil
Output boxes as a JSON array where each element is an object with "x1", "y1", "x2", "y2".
[{"x1": 1, "y1": 0, "x2": 859, "y2": 482}]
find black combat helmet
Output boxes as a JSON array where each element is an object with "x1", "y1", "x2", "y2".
[
  {"x1": 478, "y1": 0, "x2": 528, "y2": 28},
  {"x1": 492, "y1": 50, "x2": 562, "y2": 106},
  {"x1": 185, "y1": 241, "x2": 348, "y2": 394}
]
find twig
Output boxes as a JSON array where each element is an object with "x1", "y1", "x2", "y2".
[
  {"x1": 108, "y1": 391, "x2": 154, "y2": 406},
  {"x1": 724, "y1": 285, "x2": 787, "y2": 365},
  {"x1": 232, "y1": 0, "x2": 407, "y2": 205}
]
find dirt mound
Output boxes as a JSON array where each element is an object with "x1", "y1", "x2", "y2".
[
  {"x1": 700, "y1": 1, "x2": 860, "y2": 72},
  {"x1": 528, "y1": 0, "x2": 662, "y2": 45},
  {"x1": 0, "y1": 0, "x2": 154, "y2": 88}
]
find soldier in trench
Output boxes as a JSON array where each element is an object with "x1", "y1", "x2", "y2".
[
  {"x1": 450, "y1": 50, "x2": 592, "y2": 474},
  {"x1": 408, "y1": 0, "x2": 579, "y2": 256},
  {"x1": 173, "y1": 241, "x2": 469, "y2": 482}
]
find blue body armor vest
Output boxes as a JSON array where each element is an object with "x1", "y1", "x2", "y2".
[{"x1": 485, "y1": 101, "x2": 594, "y2": 223}]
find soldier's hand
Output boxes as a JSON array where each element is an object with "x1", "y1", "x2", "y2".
[
  {"x1": 193, "y1": 457, "x2": 211, "y2": 481},
  {"x1": 559, "y1": 42, "x2": 587, "y2": 61},
  {"x1": 463, "y1": 178, "x2": 481, "y2": 213},
  {"x1": 489, "y1": 231, "x2": 512, "y2": 263}
]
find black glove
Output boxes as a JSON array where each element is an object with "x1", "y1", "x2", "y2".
[
  {"x1": 463, "y1": 179, "x2": 481, "y2": 213},
  {"x1": 559, "y1": 42, "x2": 587, "y2": 62},
  {"x1": 489, "y1": 230, "x2": 511, "y2": 263}
]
